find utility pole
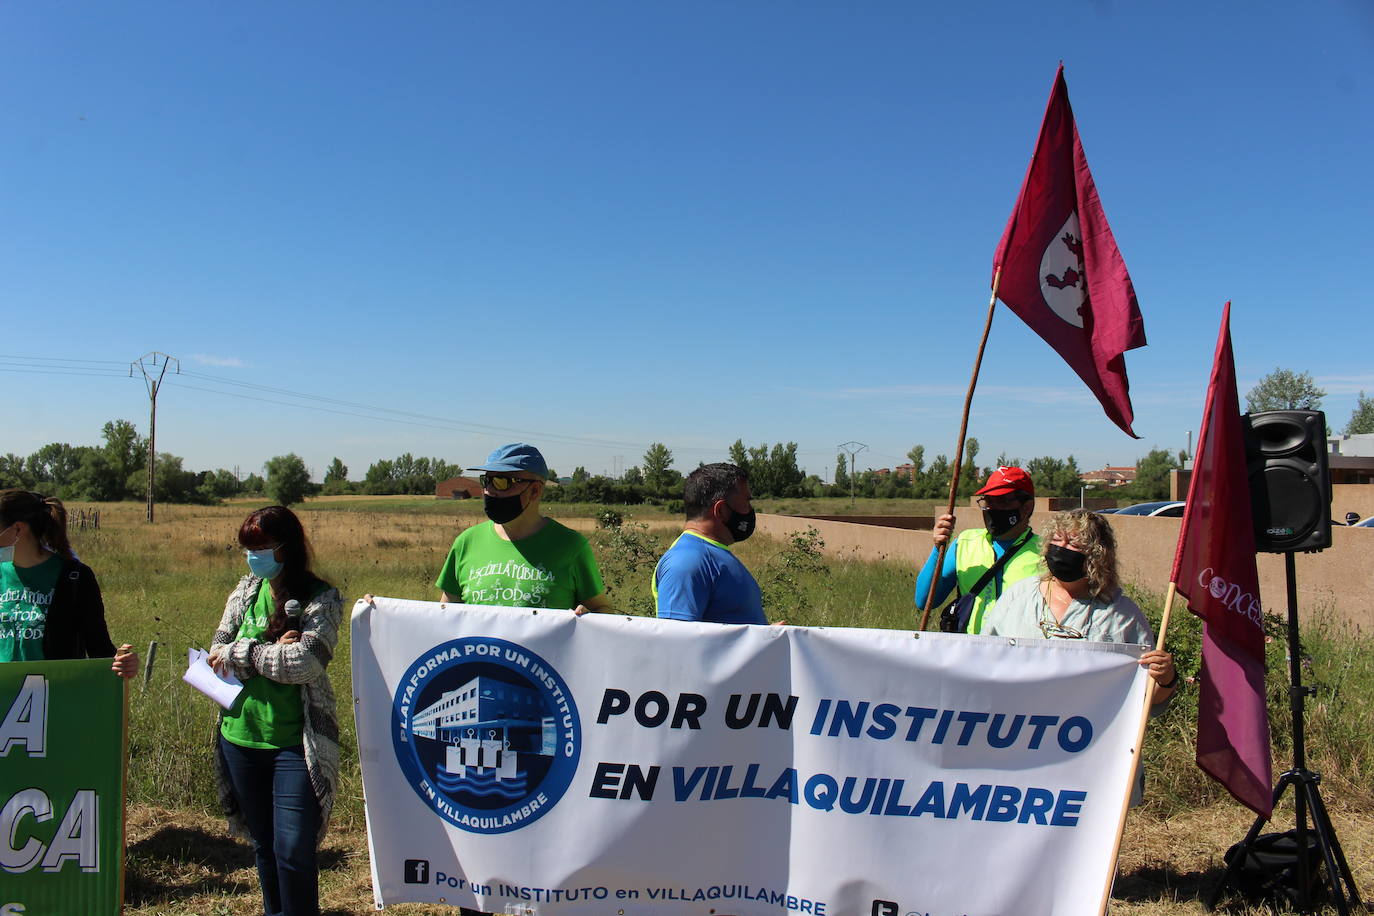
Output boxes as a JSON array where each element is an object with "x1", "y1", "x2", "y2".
[
  {"x1": 131, "y1": 352, "x2": 179, "y2": 523},
  {"x1": 837, "y1": 441, "x2": 867, "y2": 508}
]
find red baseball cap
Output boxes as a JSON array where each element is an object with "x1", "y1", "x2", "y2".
[{"x1": 976, "y1": 466, "x2": 1035, "y2": 498}]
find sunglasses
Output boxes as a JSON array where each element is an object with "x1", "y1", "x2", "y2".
[
  {"x1": 977, "y1": 494, "x2": 1030, "y2": 510},
  {"x1": 479, "y1": 474, "x2": 539, "y2": 492},
  {"x1": 1038, "y1": 617, "x2": 1085, "y2": 640}
]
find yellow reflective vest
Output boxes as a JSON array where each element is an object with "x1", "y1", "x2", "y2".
[{"x1": 954, "y1": 528, "x2": 1043, "y2": 635}]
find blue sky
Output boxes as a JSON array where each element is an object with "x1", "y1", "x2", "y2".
[{"x1": 4, "y1": 1, "x2": 1372, "y2": 482}]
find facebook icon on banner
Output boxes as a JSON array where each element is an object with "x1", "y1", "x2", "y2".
[
  {"x1": 871, "y1": 902, "x2": 899, "y2": 916},
  {"x1": 404, "y1": 859, "x2": 430, "y2": 884}
]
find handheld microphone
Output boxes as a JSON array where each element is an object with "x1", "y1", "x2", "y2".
[{"x1": 283, "y1": 598, "x2": 302, "y2": 633}]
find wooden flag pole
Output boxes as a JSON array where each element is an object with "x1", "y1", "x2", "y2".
[
  {"x1": 1095, "y1": 581, "x2": 1178, "y2": 915},
  {"x1": 919, "y1": 266, "x2": 1002, "y2": 630}
]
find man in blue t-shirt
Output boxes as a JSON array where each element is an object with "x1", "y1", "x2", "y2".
[{"x1": 654, "y1": 462, "x2": 766, "y2": 625}]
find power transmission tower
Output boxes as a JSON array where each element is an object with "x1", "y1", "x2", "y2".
[
  {"x1": 837, "y1": 441, "x2": 867, "y2": 508},
  {"x1": 131, "y1": 352, "x2": 179, "y2": 522}
]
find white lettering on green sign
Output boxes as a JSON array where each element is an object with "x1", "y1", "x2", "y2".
[
  {"x1": 0, "y1": 676, "x2": 47, "y2": 759},
  {"x1": 0, "y1": 788, "x2": 99, "y2": 874}
]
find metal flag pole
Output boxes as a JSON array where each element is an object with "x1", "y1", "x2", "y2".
[{"x1": 919, "y1": 266, "x2": 1002, "y2": 630}]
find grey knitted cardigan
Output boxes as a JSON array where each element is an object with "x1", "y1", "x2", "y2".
[{"x1": 212, "y1": 574, "x2": 343, "y2": 845}]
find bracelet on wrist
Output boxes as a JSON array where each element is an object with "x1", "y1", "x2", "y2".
[{"x1": 1158, "y1": 671, "x2": 1179, "y2": 690}]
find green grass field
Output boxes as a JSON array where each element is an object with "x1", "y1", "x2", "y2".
[{"x1": 59, "y1": 497, "x2": 1374, "y2": 914}]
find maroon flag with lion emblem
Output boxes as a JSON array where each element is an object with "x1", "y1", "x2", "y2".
[
  {"x1": 993, "y1": 65, "x2": 1145, "y2": 437},
  {"x1": 1172, "y1": 302, "x2": 1273, "y2": 817}
]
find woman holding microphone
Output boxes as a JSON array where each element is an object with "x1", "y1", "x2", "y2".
[{"x1": 209, "y1": 505, "x2": 342, "y2": 916}]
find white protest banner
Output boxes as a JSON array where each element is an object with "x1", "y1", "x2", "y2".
[{"x1": 352, "y1": 598, "x2": 1150, "y2": 916}]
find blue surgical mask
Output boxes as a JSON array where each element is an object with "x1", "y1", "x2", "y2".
[{"x1": 245, "y1": 548, "x2": 283, "y2": 580}]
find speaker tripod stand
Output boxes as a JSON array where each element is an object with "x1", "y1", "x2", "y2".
[{"x1": 1207, "y1": 552, "x2": 1362, "y2": 913}]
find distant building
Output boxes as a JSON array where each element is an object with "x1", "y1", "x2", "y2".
[
  {"x1": 435, "y1": 476, "x2": 482, "y2": 499},
  {"x1": 1327, "y1": 435, "x2": 1374, "y2": 484},
  {"x1": 894, "y1": 463, "x2": 917, "y2": 481},
  {"x1": 1080, "y1": 466, "x2": 1136, "y2": 488}
]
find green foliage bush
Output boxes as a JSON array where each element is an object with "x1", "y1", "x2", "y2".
[{"x1": 758, "y1": 527, "x2": 828, "y2": 618}]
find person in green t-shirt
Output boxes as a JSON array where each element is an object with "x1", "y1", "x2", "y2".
[
  {"x1": 0, "y1": 488, "x2": 136, "y2": 677},
  {"x1": 208, "y1": 505, "x2": 342, "y2": 916},
  {"x1": 434, "y1": 444, "x2": 611, "y2": 916},
  {"x1": 436, "y1": 443, "x2": 611, "y2": 615}
]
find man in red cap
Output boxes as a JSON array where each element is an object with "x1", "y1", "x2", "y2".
[{"x1": 914, "y1": 466, "x2": 1043, "y2": 634}]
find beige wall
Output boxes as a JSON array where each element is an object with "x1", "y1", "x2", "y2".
[
  {"x1": 1332, "y1": 484, "x2": 1374, "y2": 522},
  {"x1": 758, "y1": 509, "x2": 1374, "y2": 632},
  {"x1": 759, "y1": 514, "x2": 929, "y2": 565}
]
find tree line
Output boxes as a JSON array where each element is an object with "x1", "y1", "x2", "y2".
[
  {"x1": 0, "y1": 420, "x2": 464, "y2": 508},
  {"x1": 2, "y1": 424, "x2": 1189, "y2": 510},
  {"x1": 548, "y1": 439, "x2": 1182, "y2": 505},
  {"x1": 0, "y1": 420, "x2": 267, "y2": 505},
  {"x1": 319, "y1": 455, "x2": 463, "y2": 497}
]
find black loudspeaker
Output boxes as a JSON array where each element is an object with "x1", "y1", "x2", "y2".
[{"x1": 1243, "y1": 410, "x2": 1331, "y2": 553}]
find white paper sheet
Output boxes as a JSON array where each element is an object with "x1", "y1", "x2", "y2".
[{"x1": 183, "y1": 647, "x2": 244, "y2": 710}]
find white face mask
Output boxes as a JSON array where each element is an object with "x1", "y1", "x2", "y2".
[{"x1": 0, "y1": 525, "x2": 16, "y2": 564}]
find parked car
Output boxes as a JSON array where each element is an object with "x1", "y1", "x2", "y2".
[{"x1": 1113, "y1": 500, "x2": 1186, "y2": 517}]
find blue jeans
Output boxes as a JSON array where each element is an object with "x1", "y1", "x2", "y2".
[{"x1": 219, "y1": 737, "x2": 321, "y2": 916}]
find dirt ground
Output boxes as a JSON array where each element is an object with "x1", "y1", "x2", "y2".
[{"x1": 123, "y1": 802, "x2": 1374, "y2": 915}]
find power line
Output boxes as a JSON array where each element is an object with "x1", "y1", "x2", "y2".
[
  {"x1": 0, "y1": 354, "x2": 128, "y2": 365},
  {"x1": 12, "y1": 352, "x2": 844, "y2": 467},
  {"x1": 167, "y1": 374, "x2": 652, "y2": 451},
  {"x1": 167, "y1": 370, "x2": 748, "y2": 457},
  {"x1": 0, "y1": 365, "x2": 129, "y2": 378}
]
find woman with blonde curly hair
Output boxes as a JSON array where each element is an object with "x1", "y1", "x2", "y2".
[
  {"x1": 982, "y1": 509, "x2": 1177, "y2": 701},
  {"x1": 982, "y1": 509, "x2": 1177, "y2": 804}
]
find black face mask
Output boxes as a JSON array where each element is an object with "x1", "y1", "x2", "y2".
[
  {"x1": 982, "y1": 507, "x2": 1022, "y2": 538},
  {"x1": 1045, "y1": 544, "x2": 1088, "y2": 583},
  {"x1": 484, "y1": 491, "x2": 525, "y2": 524},
  {"x1": 725, "y1": 507, "x2": 757, "y2": 542}
]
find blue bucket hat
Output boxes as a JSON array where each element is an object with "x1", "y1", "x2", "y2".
[{"x1": 471, "y1": 443, "x2": 549, "y2": 479}]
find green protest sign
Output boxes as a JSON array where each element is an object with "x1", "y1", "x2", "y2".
[{"x1": 1, "y1": 658, "x2": 126, "y2": 915}]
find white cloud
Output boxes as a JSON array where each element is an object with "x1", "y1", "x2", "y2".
[
  {"x1": 1314, "y1": 375, "x2": 1374, "y2": 396},
  {"x1": 190, "y1": 353, "x2": 247, "y2": 368}
]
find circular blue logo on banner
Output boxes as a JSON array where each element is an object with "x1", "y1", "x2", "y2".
[{"x1": 391, "y1": 638, "x2": 580, "y2": 834}]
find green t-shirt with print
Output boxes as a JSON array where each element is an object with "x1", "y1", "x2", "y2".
[
  {"x1": 0, "y1": 555, "x2": 62, "y2": 662},
  {"x1": 220, "y1": 581, "x2": 305, "y2": 750},
  {"x1": 434, "y1": 519, "x2": 605, "y2": 610}
]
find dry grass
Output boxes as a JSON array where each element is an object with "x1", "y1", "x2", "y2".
[{"x1": 123, "y1": 800, "x2": 1373, "y2": 915}]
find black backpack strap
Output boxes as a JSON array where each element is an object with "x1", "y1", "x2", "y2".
[{"x1": 963, "y1": 531, "x2": 1033, "y2": 599}]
